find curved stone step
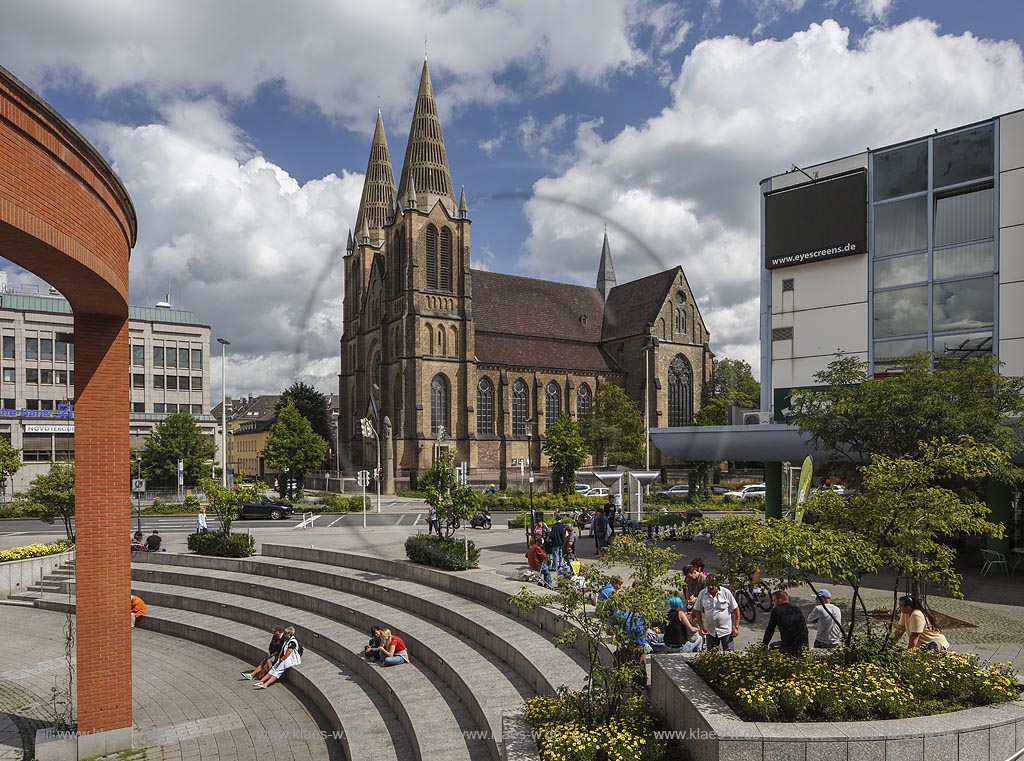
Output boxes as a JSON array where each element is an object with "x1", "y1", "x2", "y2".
[
  {"x1": 30, "y1": 595, "x2": 411, "y2": 761},
  {"x1": 134, "y1": 550, "x2": 590, "y2": 698},
  {"x1": 124, "y1": 581, "x2": 490, "y2": 761},
  {"x1": 130, "y1": 566, "x2": 526, "y2": 761}
]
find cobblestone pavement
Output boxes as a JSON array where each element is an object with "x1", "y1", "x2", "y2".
[{"x1": 0, "y1": 606, "x2": 339, "y2": 761}]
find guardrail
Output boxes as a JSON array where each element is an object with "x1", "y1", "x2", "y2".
[{"x1": 294, "y1": 512, "x2": 317, "y2": 530}]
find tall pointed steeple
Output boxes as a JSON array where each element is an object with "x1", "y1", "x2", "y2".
[
  {"x1": 597, "y1": 230, "x2": 617, "y2": 300},
  {"x1": 354, "y1": 110, "x2": 397, "y2": 239},
  {"x1": 396, "y1": 59, "x2": 456, "y2": 214}
]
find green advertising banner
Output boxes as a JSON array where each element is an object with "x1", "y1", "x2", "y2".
[{"x1": 795, "y1": 455, "x2": 813, "y2": 524}]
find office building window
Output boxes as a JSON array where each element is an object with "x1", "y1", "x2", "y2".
[
  {"x1": 153, "y1": 375, "x2": 164, "y2": 389},
  {"x1": 153, "y1": 346, "x2": 164, "y2": 367},
  {"x1": 2, "y1": 368, "x2": 13, "y2": 383},
  {"x1": 166, "y1": 346, "x2": 177, "y2": 368},
  {"x1": 1, "y1": 399, "x2": 13, "y2": 410},
  {"x1": 545, "y1": 381, "x2": 561, "y2": 431},
  {"x1": 179, "y1": 348, "x2": 189, "y2": 369},
  {"x1": 26, "y1": 369, "x2": 38, "y2": 384},
  {"x1": 132, "y1": 402, "x2": 145, "y2": 413},
  {"x1": 2, "y1": 336, "x2": 13, "y2": 360},
  {"x1": 39, "y1": 400, "x2": 53, "y2": 411},
  {"x1": 191, "y1": 348, "x2": 202, "y2": 368},
  {"x1": 55, "y1": 369, "x2": 68, "y2": 385},
  {"x1": 25, "y1": 338, "x2": 37, "y2": 360},
  {"x1": 476, "y1": 377, "x2": 494, "y2": 436},
  {"x1": 511, "y1": 379, "x2": 528, "y2": 437},
  {"x1": 132, "y1": 344, "x2": 145, "y2": 366},
  {"x1": 56, "y1": 334, "x2": 72, "y2": 361},
  {"x1": 166, "y1": 375, "x2": 178, "y2": 390},
  {"x1": 40, "y1": 369, "x2": 53, "y2": 384},
  {"x1": 22, "y1": 434, "x2": 52, "y2": 462},
  {"x1": 191, "y1": 377, "x2": 202, "y2": 391},
  {"x1": 870, "y1": 124, "x2": 996, "y2": 371},
  {"x1": 191, "y1": 404, "x2": 203, "y2": 414},
  {"x1": 154, "y1": 403, "x2": 165, "y2": 413},
  {"x1": 133, "y1": 373, "x2": 145, "y2": 389},
  {"x1": 40, "y1": 338, "x2": 53, "y2": 360}
]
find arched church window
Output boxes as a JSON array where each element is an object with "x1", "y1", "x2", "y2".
[
  {"x1": 512, "y1": 379, "x2": 528, "y2": 437},
  {"x1": 476, "y1": 377, "x2": 494, "y2": 436},
  {"x1": 440, "y1": 227, "x2": 453, "y2": 292},
  {"x1": 668, "y1": 354, "x2": 693, "y2": 427},
  {"x1": 437, "y1": 326, "x2": 446, "y2": 355},
  {"x1": 425, "y1": 323, "x2": 434, "y2": 354},
  {"x1": 426, "y1": 224, "x2": 439, "y2": 289},
  {"x1": 576, "y1": 383, "x2": 592, "y2": 419},
  {"x1": 660, "y1": 317, "x2": 666, "y2": 340},
  {"x1": 449, "y1": 326, "x2": 458, "y2": 356},
  {"x1": 545, "y1": 381, "x2": 561, "y2": 431},
  {"x1": 431, "y1": 374, "x2": 450, "y2": 436}
]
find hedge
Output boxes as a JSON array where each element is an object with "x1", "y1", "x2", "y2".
[
  {"x1": 0, "y1": 540, "x2": 74, "y2": 563},
  {"x1": 187, "y1": 531, "x2": 255, "y2": 558},
  {"x1": 405, "y1": 534, "x2": 480, "y2": 571}
]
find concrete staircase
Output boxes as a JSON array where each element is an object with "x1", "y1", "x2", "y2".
[{"x1": 14, "y1": 544, "x2": 592, "y2": 761}]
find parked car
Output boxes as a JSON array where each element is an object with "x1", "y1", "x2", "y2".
[
  {"x1": 575, "y1": 483, "x2": 591, "y2": 494},
  {"x1": 811, "y1": 484, "x2": 846, "y2": 496},
  {"x1": 237, "y1": 497, "x2": 294, "y2": 520},
  {"x1": 723, "y1": 483, "x2": 767, "y2": 500},
  {"x1": 662, "y1": 485, "x2": 690, "y2": 496},
  {"x1": 588, "y1": 487, "x2": 610, "y2": 497},
  {"x1": 709, "y1": 485, "x2": 729, "y2": 496}
]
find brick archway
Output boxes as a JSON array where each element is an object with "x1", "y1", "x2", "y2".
[{"x1": 0, "y1": 66, "x2": 137, "y2": 754}]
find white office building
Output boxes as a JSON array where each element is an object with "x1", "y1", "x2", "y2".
[{"x1": 0, "y1": 286, "x2": 214, "y2": 492}]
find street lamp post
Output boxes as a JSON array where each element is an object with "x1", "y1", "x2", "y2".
[
  {"x1": 135, "y1": 451, "x2": 143, "y2": 533},
  {"x1": 642, "y1": 335, "x2": 656, "y2": 471},
  {"x1": 526, "y1": 420, "x2": 535, "y2": 545},
  {"x1": 216, "y1": 337, "x2": 230, "y2": 487}
]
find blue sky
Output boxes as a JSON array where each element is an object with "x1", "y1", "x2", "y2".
[{"x1": 3, "y1": 0, "x2": 1023, "y2": 396}]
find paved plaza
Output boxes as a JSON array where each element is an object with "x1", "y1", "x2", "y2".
[{"x1": 1, "y1": 508, "x2": 1022, "y2": 760}]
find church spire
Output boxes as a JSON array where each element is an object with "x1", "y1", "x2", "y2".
[
  {"x1": 459, "y1": 185, "x2": 468, "y2": 217},
  {"x1": 354, "y1": 110, "x2": 397, "y2": 239},
  {"x1": 396, "y1": 59, "x2": 455, "y2": 214},
  {"x1": 597, "y1": 230, "x2": 616, "y2": 300}
]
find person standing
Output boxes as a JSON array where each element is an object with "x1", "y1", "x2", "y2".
[
  {"x1": 196, "y1": 506, "x2": 208, "y2": 533},
  {"x1": 761, "y1": 590, "x2": 808, "y2": 656},
  {"x1": 549, "y1": 518, "x2": 569, "y2": 572},
  {"x1": 427, "y1": 504, "x2": 439, "y2": 535},
  {"x1": 806, "y1": 589, "x2": 843, "y2": 649},
  {"x1": 693, "y1": 575, "x2": 740, "y2": 651},
  {"x1": 593, "y1": 509, "x2": 609, "y2": 556}
]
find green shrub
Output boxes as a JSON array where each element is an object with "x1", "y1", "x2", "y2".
[
  {"x1": 404, "y1": 534, "x2": 479, "y2": 570},
  {"x1": 396, "y1": 489, "x2": 426, "y2": 498},
  {"x1": 187, "y1": 531, "x2": 255, "y2": 558},
  {"x1": 320, "y1": 494, "x2": 368, "y2": 512},
  {"x1": 183, "y1": 495, "x2": 201, "y2": 509}
]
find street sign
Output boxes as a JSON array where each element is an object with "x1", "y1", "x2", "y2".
[
  {"x1": 177, "y1": 459, "x2": 184, "y2": 487},
  {"x1": 132, "y1": 479, "x2": 146, "y2": 494},
  {"x1": 357, "y1": 469, "x2": 371, "y2": 487}
]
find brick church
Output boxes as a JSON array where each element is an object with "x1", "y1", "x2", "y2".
[{"x1": 340, "y1": 60, "x2": 714, "y2": 479}]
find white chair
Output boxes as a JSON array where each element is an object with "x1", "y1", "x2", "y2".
[{"x1": 980, "y1": 548, "x2": 1009, "y2": 576}]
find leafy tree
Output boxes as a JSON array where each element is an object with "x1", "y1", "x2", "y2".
[
  {"x1": 142, "y1": 412, "x2": 216, "y2": 487},
  {"x1": 17, "y1": 463, "x2": 76, "y2": 541},
  {"x1": 581, "y1": 384, "x2": 644, "y2": 467},
  {"x1": 696, "y1": 357, "x2": 761, "y2": 426},
  {"x1": 685, "y1": 358, "x2": 761, "y2": 500},
  {"x1": 199, "y1": 478, "x2": 260, "y2": 536},
  {"x1": 543, "y1": 414, "x2": 588, "y2": 494},
  {"x1": 512, "y1": 534, "x2": 684, "y2": 725},
  {"x1": 711, "y1": 436, "x2": 1006, "y2": 660},
  {"x1": 787, "y1": 353, "x2": 1024, "y2": 468},
  {"x1": 0, "y1": 437, "x2": 21, "y2": 503},
  {"x1": 276, "y1": 382, "x2": 334, "y2": 452},
  {"x1": 421, "y1": 449, "x2": 478, "y2": 537},
  {"x1": 262, "y1": 400, "x2": 330, "y2": 498}
]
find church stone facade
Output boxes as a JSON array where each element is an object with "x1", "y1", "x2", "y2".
[{"x1": 340, "y1": 60, "x2": 714, "y2": 479}]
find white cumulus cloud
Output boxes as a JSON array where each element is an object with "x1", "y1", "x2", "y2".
[{"x1": 519, "y1": 18, "x2": 1024, "y2": 377}]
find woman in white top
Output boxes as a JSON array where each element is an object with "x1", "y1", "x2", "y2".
[
  {"x1": 255, "y1": 626, "x2": 302, "y2": 689},
  {"x1": 197, "y1": 506, "x2": 208, "y2": 533}
]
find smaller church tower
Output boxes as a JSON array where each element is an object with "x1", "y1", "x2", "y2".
[{"x1": 597, "y1": 230, "x2": 617, "y2": 299}]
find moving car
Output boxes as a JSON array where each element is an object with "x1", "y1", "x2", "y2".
[
  {"x1": 663, "y1": 485, "x2": 690, "y2": 496},
  {"x1": 587, "y1": 487, "x2": 610, "y2": 497},
  {"x1": 811, "y1": 484, "x2": 846, "y2": 496},
  {"x1": 575, "y1": 483, "x2": 591, "y2": 494},
  {"x1": 723, "y1": 483, "x2": 767, "y2": 500},
  {"x1": 237, "y1": 497, "x2": 294, "y2": 520}
]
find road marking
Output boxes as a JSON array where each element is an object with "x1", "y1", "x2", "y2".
[
  {"x1": 395, "y1": 515, "x2": 404, "y2": 526},
  {"x1": 328, "y1": 516, "x2": 345, "y2": 527},
  {"x1": 413, "y1": 514, "x2": 421, "y2": 526}
]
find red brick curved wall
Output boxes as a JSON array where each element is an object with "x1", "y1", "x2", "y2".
[{"x1": 0, "y1": 65, "x2": 136, "y2": 738}]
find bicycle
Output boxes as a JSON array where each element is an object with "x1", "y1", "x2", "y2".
[{"x1": 734, "y1": 582, "x2": 773, "y2": 624}]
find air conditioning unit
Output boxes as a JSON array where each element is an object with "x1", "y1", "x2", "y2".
[{"x1": 742, "y1": 411, "x2": 774, "y2": 425}]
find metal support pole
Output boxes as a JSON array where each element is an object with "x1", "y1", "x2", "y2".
[
  {"x1": 376, "y1": 434, "x2": 381, "y2": 513},
  {"x1": 362, "y1": 479, "x2": 367, "y2": 530},
  {"x1": 217, "y1": 337, "x2": 230, "y2": 487}
]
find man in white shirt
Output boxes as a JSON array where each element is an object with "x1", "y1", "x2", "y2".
[
  {"x1": 692, "y1": 575, "x2": 740, "y2": 651},
  {"x1": 806, "y1": 589, "x2": 843, "y2": 649}
]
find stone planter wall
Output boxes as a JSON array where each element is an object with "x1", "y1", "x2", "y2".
[
  {"x1": 0, "y1": 548, "x2": 73, "y2": 599},
  {"x1": 650, "y1": 655, "x2": 1024, "y2": 761}
]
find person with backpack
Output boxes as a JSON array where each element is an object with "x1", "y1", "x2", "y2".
[{"x1": 255, "y1": 626, "x2": 302, "y2": 689}]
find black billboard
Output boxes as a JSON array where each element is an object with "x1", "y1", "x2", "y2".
[{"x1": 764, "y1": 170, "x2": 867, "y2": 269}]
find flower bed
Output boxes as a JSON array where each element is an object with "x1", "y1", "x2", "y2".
[
  {"x1": 0, "y1": 540, "x2": 73, "y2": 563},
  {"x1": 691, "y1": 645, "x2": 1019, "y2": 722}
]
